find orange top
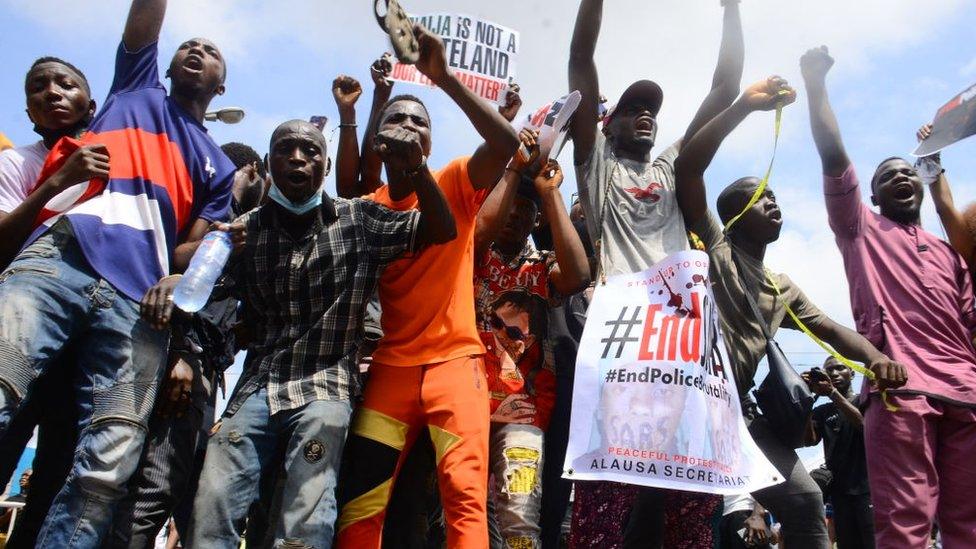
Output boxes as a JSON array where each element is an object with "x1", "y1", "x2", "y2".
[{"x1": 368, "y1": 157, "x2": 488, "y2": 366}]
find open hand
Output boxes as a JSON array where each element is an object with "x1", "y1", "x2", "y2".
[
  {"x1": 801, "y1": 46, "x2": 835, "y2": 82},
  {"x1": 740, "y1": 76, "x2": 796, "y2": 112}
]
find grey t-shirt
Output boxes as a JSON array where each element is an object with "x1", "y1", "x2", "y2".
[
  {"x1": 575, "y1": 133, "x2": 688, "y2": 276},
  {"x1": 692, "y1": 211, "x2": 829, "y2": 396}
]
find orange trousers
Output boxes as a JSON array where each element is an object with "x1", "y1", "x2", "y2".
[{"x1": 336, "y1": 355, "x2": 489, "y2": 549}]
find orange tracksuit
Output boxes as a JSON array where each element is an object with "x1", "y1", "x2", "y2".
[{"x1": 336, "y1": 157, "x2": 490, "y2": 549}]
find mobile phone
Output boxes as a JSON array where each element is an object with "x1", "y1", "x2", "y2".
[{"x1": 808, "y1": 368, "x2": 829, "y2": 382}]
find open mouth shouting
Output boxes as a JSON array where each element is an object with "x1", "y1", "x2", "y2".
[{"x1": 182, "y1": 54, "x2": 204, "y2": 75}]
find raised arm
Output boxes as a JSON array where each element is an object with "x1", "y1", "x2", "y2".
[
  {"x1": 801, "y1": 46, "x2": 850, "y2": 177},
  {"x1": 676, "y1": 77, "x2": 795, "y2": 227},
  {"x1": 413, "y1": 25, "x2": 519, "y2": 190},
  {"x1": 332, "y1": 75, "x2": 364, "y2": 199},
  {"x1": 681, "y1": 0, "x2": 745, "y2": 147},
  {"x1": 536, "y1": 160, "x2": 591, "y2": 295},
  {"x1": 917, "y1": 124, "x2": 974, "y2": 269},
  {"x1": 475, "y1": 129, "x2": 539, "y2": 259},
  {"x1": 359, "y1": 54, "x2": 395, "y2": 196},
  {"x1": 568, "y1": 0, "x2": 603, "y2": 166},
  {"x1": 123, "y1": 0, "x2": 166, "y2": 51}
]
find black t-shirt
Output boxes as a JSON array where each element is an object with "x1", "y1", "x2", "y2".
[{"x1": 812, "y1": 394, "x2": 870, "y2": 495}]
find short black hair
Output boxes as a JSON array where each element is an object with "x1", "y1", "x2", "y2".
[
  {"x1": 716, "y1": 176, "x2": 760, "y2": 227},
  {"x1": 221, "y1": 142, "x2": 266, "y2": 178},
  {"x1": 871, "y1": 156, "x2": 908, "y2": 192},
  {"x1": 377, "y1": 94, "x2": 431, "y2": 128},
  {"x1": 26, "y1": 56, "x2": 90, "y2": 96}
]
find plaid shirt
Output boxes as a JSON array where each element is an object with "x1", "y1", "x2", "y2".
[{"x1": 223, "y1": 195, "x2": 418, "y2": 416}]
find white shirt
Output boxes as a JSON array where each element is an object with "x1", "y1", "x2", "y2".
[{"x1": 0, "y1": 140, "x2": 47, "y2": 214}]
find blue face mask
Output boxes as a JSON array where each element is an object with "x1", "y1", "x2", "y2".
[{"x1": 267, "y1": 181, "x2": 323, "y2": 215}]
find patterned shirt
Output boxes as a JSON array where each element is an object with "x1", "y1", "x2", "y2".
[
  {"x1": 223, "y1": 195, "x2": 419, "y2": 416},
  {"x1": 475, "y1": 243, "x2": 559, "y2": 429}
]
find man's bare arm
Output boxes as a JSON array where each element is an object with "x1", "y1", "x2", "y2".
[
  {"x1": 568, "y1": 0, "x2": 603, "y2": 166},
  {"x1": 333, "y1": 75, "x2": 363, "y2": 199},
  {"x1": 681, "y1": 0, "x2": 745, "y2": 147},
  {"x1": 801, "y1": 46, "x2": 850, "y2": 177},
  {"x1": 123, "y1": 0, "x2": 166, "y2": 51}
]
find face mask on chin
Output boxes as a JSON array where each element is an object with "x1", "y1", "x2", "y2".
[{"x1": 267, "y1": 181, "x2": 322, "y2": 216}]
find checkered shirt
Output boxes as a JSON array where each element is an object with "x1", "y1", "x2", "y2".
[{"x1": 223, "y1": 195, "x2": 418, "y2": 416}]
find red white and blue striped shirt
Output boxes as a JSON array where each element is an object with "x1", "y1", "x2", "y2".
[{"x1": 26, "y1": 41, "x2": 234, "y2": 301}]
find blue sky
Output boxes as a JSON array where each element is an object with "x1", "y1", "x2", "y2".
[{"x1": 2, "y1": 0, "x2": 976, "y2": 470}]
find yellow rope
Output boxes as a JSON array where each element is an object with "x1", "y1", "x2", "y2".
[
  {"x1": 763, "y1": 269, "x2": 897, "y2": 412},
  {"x1": 723, "y1": 95, "x2": 786, "y2": 234}
]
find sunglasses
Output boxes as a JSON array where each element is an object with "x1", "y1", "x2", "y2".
[{"x1": 491, "y1": 313, "x2": 526, "y2": 341}]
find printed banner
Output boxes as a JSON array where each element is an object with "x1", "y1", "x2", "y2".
[
  {"x1": 390, "y1": 14, "x2": 519, "y2": 104},
  {"x1": 563, "y1": 251, "x2": 782, "y2": 495},
  {"x1": 517, "y1": 91, "x2": 581, "y2": 161},
  {"x1": 913, "y1": 82, "x2": 976, "y2": 156}
]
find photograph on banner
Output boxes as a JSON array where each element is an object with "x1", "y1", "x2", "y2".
[
  {"x1": 517, "y1": 91, "x2": 581, "y2": 161},
  {"x1": 913, "y1": 82, "x2": 976, "y2": 156},
  {"x1": 563, "y1": 251, "x2": 781, "y2": 495},
  {"x1": 389, "y1": 13, "x2": 519, "y2": 104}
]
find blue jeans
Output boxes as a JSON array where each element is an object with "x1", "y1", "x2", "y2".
[
  {"x1": 187, "y1": 387, "x2": 351, "y2": 549},
  {"x1": 0, "y1": 221, "x2": 168, "y2": 548}
]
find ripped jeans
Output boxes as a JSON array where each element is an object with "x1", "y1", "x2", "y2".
[
  {"x1": 0, "y1": 221, "x2": 168, "y2": 548},
  {"x1": 187, "y1": 387, "x2": 351, "y2": 549},
  {"x1": 488, "y1": 423, "x2": 544, "y2": 549}
]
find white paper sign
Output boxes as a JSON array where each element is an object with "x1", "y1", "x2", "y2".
[
  {"x1": 389, "y1": 13, "x2": 519, "y2": 104},
  {"x1": 563, "y1": 251, "x2": 782, "y2": 495},
  {"x1": 518, "y1": 91, "x2": 581, "y2": 161}
]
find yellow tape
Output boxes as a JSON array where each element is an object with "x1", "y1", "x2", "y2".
[
  {"x1": 723, "y1": 94, "x2": 786, "y2": 234},
  {"x1": 763, "y1": 270, "x2": 897, "y2": 412}
]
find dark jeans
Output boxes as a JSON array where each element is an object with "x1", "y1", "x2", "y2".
[
  {"x1": 106, "y1": 356, "x2": 216, "y2": 548},
  {"x1": 2, "y1": 365, "x2": 78, "y2": 549},
  {"x1": 719, "y1": 510, "x2": 772, "y2": 549},
  {"x1": 832, "y1": 492, "x2": 874, "y2": 549},
  {"x1": 748, "y1": 415, "x2": 830, "y2": 549}
]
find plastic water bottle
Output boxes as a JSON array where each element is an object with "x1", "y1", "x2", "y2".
[{"x1": 172, "y1": 231, "x2": 232, "y2": 313}]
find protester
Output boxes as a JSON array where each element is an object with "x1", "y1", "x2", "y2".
[
  {"x1": 803, "y1": 358, "x2": 874, "y2": 549},
  {"x1": 566, "y1": 0, "x2": 744, "y2": 545},
  {"x1": 803, "y1": 45, "x2": 976, "y2": 548},
  {"x1": 0, "y1": 469, "x2": 31, "y2": 533},
  {"x1": 0, "y1": 0, "x2": 237, "y2": 543},
  {"x1": 335, "y1": 22, "x2": 519, "y2": 549},
  {"x1": 168, "y1": 119, "x2": 455, "y2": 548},
  {"x1": 673, "y1": 75, "x2": 907, "y2": 548},
  {"x1": 106, "y1": 143, "x2": 267, "y2": 549},
  {"x1": 915, "y1": 123, "x2": 976, "y2": 275},
  {"x1": 474, "y1": 142, "x2": 589, "y2": 548},
  {"x1": 0, "y1": 56, "x2": 95, "y2": 548}
]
